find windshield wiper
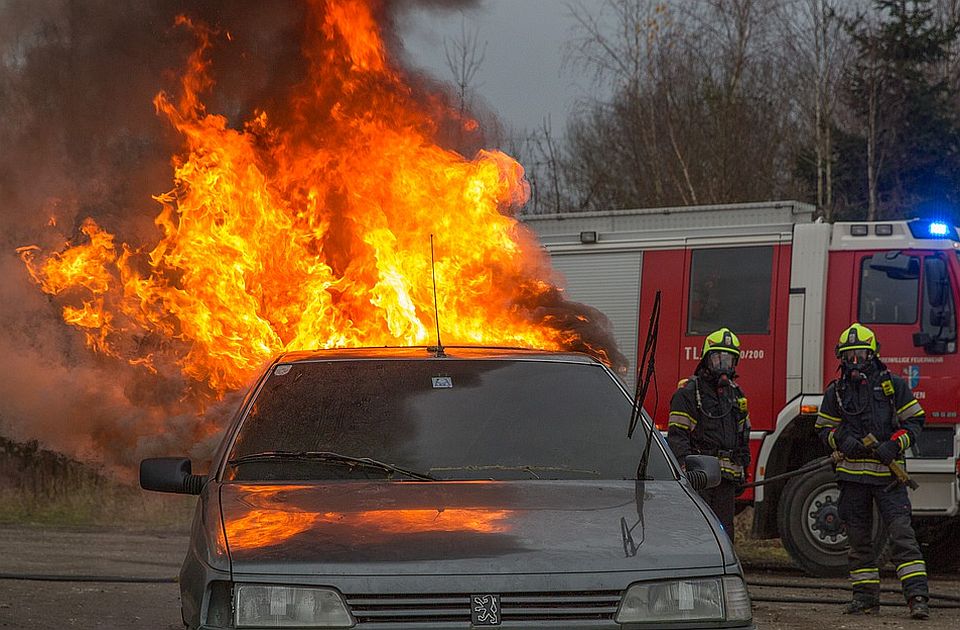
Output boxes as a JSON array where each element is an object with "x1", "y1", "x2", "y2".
[
  {"x1": 228, "y1": 451, "x2": 435, "y2": 481},
  {"x1": 633, "y1": 290, "x2": 662, "y2": 481}
]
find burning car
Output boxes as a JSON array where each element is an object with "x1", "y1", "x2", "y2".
[{"x1": 141, "y1": 346, "x2": 753, "y2": 629}]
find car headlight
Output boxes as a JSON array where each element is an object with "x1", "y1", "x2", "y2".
[
  {"x1": 615, "y1": 576, "x2": 751, "y2": 624},
  {"x1": 234, "y1": 584, "x2": 355, "y2": 628}
]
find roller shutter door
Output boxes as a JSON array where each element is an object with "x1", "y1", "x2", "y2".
[{"x1": 549, "y1": 251, "x2": 642, "y2": 387}]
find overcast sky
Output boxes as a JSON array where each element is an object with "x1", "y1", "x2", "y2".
[{"x1": 402, "y1": 0, "x2": 595, "y2": 138}]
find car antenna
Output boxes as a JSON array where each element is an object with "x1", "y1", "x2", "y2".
[
  {"x1": 631, "y1": 290, "x2": 661, "y2": 481},
  {"x1": 428, "y1": 234, "x2": 446, "y2": 358}
]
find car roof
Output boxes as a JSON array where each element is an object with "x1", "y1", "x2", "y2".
[{"x1": 276, "y1": 346, "x2": 602, "y2": 365}]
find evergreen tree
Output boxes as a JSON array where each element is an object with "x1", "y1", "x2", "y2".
[{"x1": 838, "y1": 0, "x2": 960, "y2": 221}]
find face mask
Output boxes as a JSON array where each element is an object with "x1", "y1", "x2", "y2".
[
  {"x1": 705, "y1": 351, "x2": 737, "y2": 383},
  {"x1": 840, "y1": 349, "x2": 872, "y2": 381}
]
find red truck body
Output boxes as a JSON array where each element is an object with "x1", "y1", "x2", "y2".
[{"x1": 526, "y1": 202, "x2": 960, "y2": 575}]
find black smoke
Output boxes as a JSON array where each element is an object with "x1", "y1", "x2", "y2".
[{"x1": 0, "y1": 0, "x2": 623, "y2": 472}]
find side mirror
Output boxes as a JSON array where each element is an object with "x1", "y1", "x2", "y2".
[
  {"x1": 924, "y1": 257, "x2": 949, "y2": 308},
  {"x1": 913, "y1": 331, "x2": 951, "y2": 355},
  {"x1": 140, "y1": 458, "x2": 206, "y2": 495},
  {"x1": 684, "y1": 455, "x2": 721, "y2": 491}
]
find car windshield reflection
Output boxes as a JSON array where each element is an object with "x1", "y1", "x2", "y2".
[{"x1": 225, "y1": 359, "x2": 669, "y2": 482}]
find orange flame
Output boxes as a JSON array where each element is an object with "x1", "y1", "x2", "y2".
[
  {"x1": 19, "y1": 0, "x2": 615, "y2": 401},
  {"x1": 225, "y1": 507, "x2": 511, "y2": 550}
]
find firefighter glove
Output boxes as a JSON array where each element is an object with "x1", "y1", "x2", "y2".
[
  {"x1": 839, "y1": 435, "x2": 867, "y2": 457},
  {"x1": 875, "y1": 440, "x2": 901, "y2": 466}
]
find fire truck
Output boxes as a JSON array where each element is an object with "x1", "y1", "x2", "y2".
[{"x1": 523, "y1": 201, "x2": 960, "y2": 576}]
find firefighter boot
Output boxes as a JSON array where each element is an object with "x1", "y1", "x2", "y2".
[
  {"x1": 908, "y1": 596, "x2": 929, "y2": 620},
  {"x1": 842, "y1": 598, "x2": 880, "y2": 615}
]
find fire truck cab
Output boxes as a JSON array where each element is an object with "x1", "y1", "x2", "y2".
[{"x1": 524, "y1": 201, "x2": 960, "y2": 576}]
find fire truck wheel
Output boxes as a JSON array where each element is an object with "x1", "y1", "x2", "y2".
[
  {"x1": 777, "y1": 468, "x2": 889, "y2": 577},
  {"x1": 778, "y1": 468, "x2": 848, "y2": 576}
]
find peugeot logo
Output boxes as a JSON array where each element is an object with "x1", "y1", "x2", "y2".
[{"x1": 471, "y1": 594, "x2": 501, "y2": 625}]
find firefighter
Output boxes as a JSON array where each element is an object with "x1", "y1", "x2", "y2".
[
  {"x1": 815, "y1": 323, "x2": 929, "y2": 619},
  {"x1": 668, "y1": 327, "x2": 750, "y2": 536}
]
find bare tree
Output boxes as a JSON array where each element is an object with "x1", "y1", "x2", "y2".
[
  {"x1": 443, "y1": 15, "x2": 487, "y2": 124},
  {"x1": 557, "y1": 0, "x2": 801, "y2": 212},
  {"x1": 777, "y1": 0, "x2": 855, "y2": 220}
]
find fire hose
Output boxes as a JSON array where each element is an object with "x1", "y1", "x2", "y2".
[
  {"x1": 740, "y1": 454, "x2": 837, "y2": 489},
  {"x1": 747, "y1": 578, "x2": 960, "y2": 603},
  {"x1": 741, "y1": 437, "x2": 920, "y2": 491}
]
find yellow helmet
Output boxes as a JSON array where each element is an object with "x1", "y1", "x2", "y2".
[
  {"x1": 835, "y1": 323, "x2": 879, "y2": 357},
  {"x1": 702, "y1": 327, "x2": 741, "y2": 357}
]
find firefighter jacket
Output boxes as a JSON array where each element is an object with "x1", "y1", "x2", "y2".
[
  {"x1": 667, "y1": 376, "x2": 751, "y2": 481},
  {"x1": 815, "y1": 368, "x2": 924, "y2": 485}
]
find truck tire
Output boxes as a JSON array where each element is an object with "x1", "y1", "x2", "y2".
[
  {"x1": 777, "y1": 468, "x2": 848, "y2": 576},
  {"x1": 777, "y1": 468, "x2": 889, "y2": 577}
]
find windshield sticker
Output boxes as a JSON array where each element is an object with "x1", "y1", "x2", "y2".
[
  {"x1": 274, "y1": 364, "x2": 292, "y2": 376},
  {"x1": 432, "y1": 376, "x2": 453, "y2": 389}
]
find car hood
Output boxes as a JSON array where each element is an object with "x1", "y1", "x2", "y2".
[{"x1": 219, "y1": 480, "x2": 724, "y2": 576}]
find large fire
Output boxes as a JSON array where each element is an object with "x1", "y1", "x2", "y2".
[{"x1": 17, "y1": 0, "x2": 619, "y2": 403}]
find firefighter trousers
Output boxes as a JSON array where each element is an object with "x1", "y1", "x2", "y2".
[
  {"x1": 697, "y1": 478, "x2": 737, "y2": 538},
  {"x1": 837, "y1": 481, "x2": 929, "y2": 603}
]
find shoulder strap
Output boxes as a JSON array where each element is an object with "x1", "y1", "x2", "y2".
[{"x1": 878, "y1": 370, "x2": 899, "y2": 426}]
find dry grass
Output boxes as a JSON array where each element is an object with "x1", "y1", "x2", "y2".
[
  {"x1": 733, "y1": 507, "x2": 796, "y2": 568},
  {"x1": 0, "y1": 436, "x2": 195, "y2": 530}
]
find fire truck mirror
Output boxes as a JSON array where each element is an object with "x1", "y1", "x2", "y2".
[
  {"x1": 923, "y1": 257, "x2": 949, "y2": 308},
  {"x1": 867, "y1": 251, "x2": 919, "y2": 280},
  {"x1": 913, "y1": 331, "x2": 951, "y2": 354}
]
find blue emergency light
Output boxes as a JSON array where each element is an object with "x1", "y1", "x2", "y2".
[{"x1": 907, "y1": 218, "x2": 959, "y2": 241}]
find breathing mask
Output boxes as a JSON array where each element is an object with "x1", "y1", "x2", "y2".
[
  {"x1": 705, "y1": 350, "x2": 738, "y2": 385},
  {"x1": 840, "y1": 348, "x2": 874, "y2": 381}
]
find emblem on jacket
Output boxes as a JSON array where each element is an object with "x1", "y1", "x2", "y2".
[
  {"x1": 881, "y1": 378, "x2": 895, "y2": 396},
  {"x1": 471, "y1": 594, "x2": 501, "y2": 625}
]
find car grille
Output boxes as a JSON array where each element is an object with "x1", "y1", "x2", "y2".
[{"x1": 346, "y1": 590, "x2": 622, "y2": 625}]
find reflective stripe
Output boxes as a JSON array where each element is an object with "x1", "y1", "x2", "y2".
[
  {"x1": 896, "y1": 560, "x2": 927, "y2": 581},
  {"x1": 815, "y1": 412, "x2": 841, "y2": 429},
  {"x1": 850, "y1": 568, "x2": 880, "y2": 584},
  {"x1": 668, "y1": 411, "x2": 696, "y2": 430},
  {"x1": 719, "y1": 457, "x2": 743, "y2": 476},
  {"x1": 836, "y1": 458, "x2": 900, "y2": 477},
  {"x1": 897, "y1": 433, "x2": 910, "y2": 451},
  {"x1": 897, "y1": 400, "x2": 923, "y2": 422},
  {"x1": 827, "y1": 429, "x2": 838, "y2": 450}
]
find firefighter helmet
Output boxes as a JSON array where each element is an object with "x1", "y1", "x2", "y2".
[
  {"x1": 702, "y1": 327, "x2": 741, "y2": 358},
  {"x1": 835, "y1": 323, "x2": 879, "y2": 357}
]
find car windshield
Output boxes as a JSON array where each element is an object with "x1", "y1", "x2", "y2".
[{"x1": 225, "y1": 358, "x2": 672, "y2": 482}]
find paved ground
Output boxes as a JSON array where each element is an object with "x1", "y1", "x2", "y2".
[{"x1": 0, "y1": 525, "x2": 957, "y2": 629}]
